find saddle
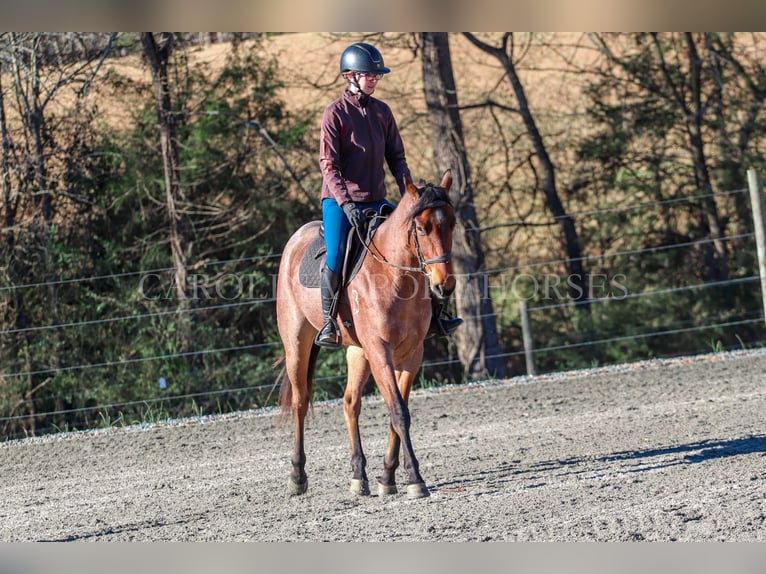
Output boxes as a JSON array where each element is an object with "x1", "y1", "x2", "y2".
[{"x1": 297, "y1": 205, "x2": 392, "y2": 289}]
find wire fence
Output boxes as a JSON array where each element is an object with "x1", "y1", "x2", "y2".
[{"x1": 1, "y1": 185, "x2": 764, "y2": 440}]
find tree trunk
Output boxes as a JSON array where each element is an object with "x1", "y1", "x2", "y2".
[
  {"x1": 420, "y1": 33, "x2": 507, "y2": 380},
  {"x1": 141, "y1": 32, "x2": 193, "y2": 366},
  {"x1": 0, "y1": 62, "x2": 32, "y2": 436},
  {"x1": 0, "y1": 71, "x2": 18, "y2": 295},
  {"x1": 681, "y1": 33, "x2": 729, "y2": 281},
  {"x1": 10, "y1": 33, "x2": 57, "y2": 435},
  {"x1": 140, "y1": 32, "x2": 188, "y2": 304}
]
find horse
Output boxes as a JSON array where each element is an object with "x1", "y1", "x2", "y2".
[{"x1": 276, "y1": 170, "x2": 456, "y2": 499}]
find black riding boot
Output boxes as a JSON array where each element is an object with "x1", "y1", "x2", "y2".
[
  {"x1": 315, "y1": 265, "x2": 342, "y2": 348},
  {"x1": 427, "y1": 297, "x2": 463, "y2": 338}
]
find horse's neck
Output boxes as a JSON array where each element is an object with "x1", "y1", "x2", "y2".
[{"x1": 374, "y1": 199, "x2": 416, "y2": 266}]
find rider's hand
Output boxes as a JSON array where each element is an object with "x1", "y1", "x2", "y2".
[{"x1": 342, "y1": 201, "x2": 365, "y2": 228}]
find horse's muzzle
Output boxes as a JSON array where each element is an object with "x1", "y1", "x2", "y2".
[{"x1": 429, "y1": 271, "x2": 456, "y2": 300}]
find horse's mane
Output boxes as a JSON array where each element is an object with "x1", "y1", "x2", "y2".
[{"x1": 406, "y1": 181, "x2": 453, "y2": 220}]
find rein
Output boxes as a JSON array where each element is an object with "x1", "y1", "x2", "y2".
[{"x1": 354, "y1": 213, "x2": 452, "y2": 274}]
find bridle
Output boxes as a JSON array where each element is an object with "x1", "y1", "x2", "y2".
[
  {"x1": 355, "y1": 210, "x2": 453, "y2": 275},
  {"x1": 410, "y1": 221, "x2": 453, "y2": 268}
]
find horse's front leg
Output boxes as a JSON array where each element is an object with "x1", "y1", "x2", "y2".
[
  {"x1": 344, "y1": 346, "x2": 372, "y2": 495},
  {"x1": 378, "y1": 421, "x2": 400, "y2": 495},
  {"x1": 370, "y1": 346, "x2": 429, "y2": 499},
  {"x1": 379, "y1": 364, "x2": 427, "y2": 498}
]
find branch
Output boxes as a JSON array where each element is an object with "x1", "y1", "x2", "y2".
[
  {"x1": 81, "y1": 32, "x2": 117, "y2": 98},
  {"x1": 584, "y1": 32, "x2": 617, "y2": 61},
  {"x1": 708, "y1": 34, "x2": 766, "y2": 99},
  {"x1": 477, "y1": 219, "x2": 558, "y2": 233},
  {"x1": 241, "y1": 117, "x2": 316, "y2": 207},
  {"x1": 458, "y1": 98, "x2": 520, "y2": 115},
  {"x1": 651, "y1": 33, "x2": 689, "y2": 115},
  {"x1": 462, "y1": 32, "x2": 509, "y2": 62}
]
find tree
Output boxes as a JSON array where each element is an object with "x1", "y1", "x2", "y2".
[
  {"x1": 0, "y1": 32, "x2": 115, "y2": 436},
  {"x1": 420, "y1": 33, "x2": 506, "y2": 380},
  {"x1": 463, "y1": 33, "x2": 589, "y2": 308},
  {"x1": 140, "y1": 33, "x2": 188, "y2": 306},
  {"x1": 586, "y1": 33, "x2": 731, "y2": 281},
  {"x1": 101, "y1": 35, "x2": 318, "y2": 417},
  {"x1": 705, "y1": 33, "x2": 766, "y2": 248}
]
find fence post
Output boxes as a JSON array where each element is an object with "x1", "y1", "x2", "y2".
[
  {"x1": 520, "y1": 300, "x2": 537, "y2": 376},
  {"x1": 747, "y1": 169, "x2": 766, "y2": 325}
]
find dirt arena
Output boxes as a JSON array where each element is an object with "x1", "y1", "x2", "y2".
[{"x1": 1, "y1": 350, "x2": 764, "y2": 542}]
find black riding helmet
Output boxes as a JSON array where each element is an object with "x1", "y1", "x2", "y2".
[{"x1": 339, "y1": 42, "x2": 391, "y2": 75}]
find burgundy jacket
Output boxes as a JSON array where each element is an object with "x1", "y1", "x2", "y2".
[{"x1": 319, "y1": 90, "x2": 411, "y2": 205}]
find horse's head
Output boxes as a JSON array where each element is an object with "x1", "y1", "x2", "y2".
[{"x1": 404, "y1": 169, "x2": 457, "y2": 300}]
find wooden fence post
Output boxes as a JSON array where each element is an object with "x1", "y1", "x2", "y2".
[
  {"x1": 747, "y1": 169, "x2": 766, "y2": 325},
  {"x1": 520, "y1": 300, "x2": 537, "y2": 376}
]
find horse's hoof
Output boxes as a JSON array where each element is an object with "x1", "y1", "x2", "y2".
[
  {"x1": 405, "y1": 482, "x2": 430, "y2": 499},
  {"x1": 288, "y1": 476, "x2": 308, "y2": 496},
  {"x1": 377, "y1": 481, "x2": 398, "y2": 496},
  {"x1": 349, "y1": 479, "x2": 370, "y2": 496}
]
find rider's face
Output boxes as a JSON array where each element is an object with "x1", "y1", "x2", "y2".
[{"x1": 352, "y1": 72, "x2": 382, "y2": 95}]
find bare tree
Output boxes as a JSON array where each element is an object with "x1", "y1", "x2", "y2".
[
  {"x1": 2, "y1": 33, "x2": 66, "y2": 435},
  {"x1": 420, "y1": 33, "x2": 506, "y2": 380},
  {"x1": 0, "y1": 51, "x2": 32, "y2": 432},
  {"x1": 463, "y1": 33, "x2": 589, "y2": 307},
  {"x1": 140, "y1": 33, "x2": 188, "y2": 305},
  {"x1": 706, "y1": 33, "x2": 766, "y2": 250},
  {"x1": 587, "y1": 32, "x2": 730, "y2": 281},
  {"x1": 0, "y1": 32, "x2": 113, "y2": 436}
]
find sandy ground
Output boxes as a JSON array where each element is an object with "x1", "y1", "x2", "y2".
[{"x1": 1, "y1": 350, "x2": 765, "y2": 542}]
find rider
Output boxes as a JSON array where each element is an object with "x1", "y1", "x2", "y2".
[{"x1": 316, "y1": 41, "x2": 463, "y2": 348}]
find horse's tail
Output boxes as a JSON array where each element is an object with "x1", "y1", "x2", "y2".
[
  {"x1": 276, "y1": 354, "x2": 291, "y2": 420},
  {"x1": 276, "y1": 344, "x2": 320, "y2": 421},
  {"x1": 270, "y1": 353, "x2": 287, "y2": 411}
]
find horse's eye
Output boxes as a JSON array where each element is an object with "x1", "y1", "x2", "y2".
[{"x1": 416, "y1": 223, "x2": 427, "y2": 236}]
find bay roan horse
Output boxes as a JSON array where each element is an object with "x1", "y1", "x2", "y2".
[{"x1": 276, "y1": 170, "x2": 456, "y2": 499}]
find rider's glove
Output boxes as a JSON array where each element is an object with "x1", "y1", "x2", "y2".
[{"x1": 342, "y1": 201, "x2": 365, "y2": 229}]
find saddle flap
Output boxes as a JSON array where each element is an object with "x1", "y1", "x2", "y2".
[{"x1": 298, "y1": 209, "x2": 390, "y2": 289}]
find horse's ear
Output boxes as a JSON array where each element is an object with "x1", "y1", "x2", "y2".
[
  {"x1": 440, "y1": 169, "x2": 453, "y2": 191},
  {"x1": 404, "y1": 173, "x2": 419, "y2": 198}
]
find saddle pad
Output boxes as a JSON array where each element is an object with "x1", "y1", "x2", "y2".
[
  {"x1": 296, "y1": 210, "x2": 387, "y2": 289},
  {"x1": 298, "y1": 235, "x2": 326, "y2": 289}
]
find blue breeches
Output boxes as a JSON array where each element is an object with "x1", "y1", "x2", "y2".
[{"x1": 322, "y1": 198, "x2": 395, "y2": 273}]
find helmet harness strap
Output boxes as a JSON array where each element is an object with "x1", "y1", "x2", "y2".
[{"x1": 346, "y1": 72, "x2": 370, "y2": 110}]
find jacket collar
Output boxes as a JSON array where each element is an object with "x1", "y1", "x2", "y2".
[{"x1": 344, "y1": 89, "x2": 371, "y2": 109}]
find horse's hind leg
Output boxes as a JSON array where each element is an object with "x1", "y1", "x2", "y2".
[
  {"x1": 344, "y1": 346, "x2": 372, "y2": 495},
  {"x1": 285, "y1": 328, "x2": 318, "y2": 496}
]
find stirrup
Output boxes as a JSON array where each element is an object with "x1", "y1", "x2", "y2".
[
  {"x1": 315, "y1": 317, "x2": 342, "y2": 348},
  {"x1": 439, "y1": 316, "x2": 463, "y2": 336},
  {"x1": 426, "y1": 314, "x2": 463, "y2": 339}
]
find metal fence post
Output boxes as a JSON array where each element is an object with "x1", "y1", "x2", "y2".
[
  {"x1": 520, "y1": 300, "x2": 537, "y2": 376},
  {"x1": 747, "y1": 169, "x2": 766, "y2": 325}
]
